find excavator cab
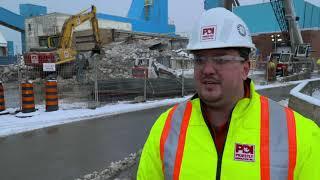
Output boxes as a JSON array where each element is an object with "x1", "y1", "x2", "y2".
[
  {"x1": 295, "y1": 44, "x2": 310, "y2": 57},
  {"x1": 38, "y1": 35, "x2": 60, "y2": 48}
]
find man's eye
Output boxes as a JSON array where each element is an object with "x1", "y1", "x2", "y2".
[
  {"x1": 195, "y1": 58, "x2": 204, "y2": 64},
  {"x1": 215, "y1": 59, "x2": 226, "y2": 64}
]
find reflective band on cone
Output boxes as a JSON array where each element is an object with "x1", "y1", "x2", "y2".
[
  {"x1": 21, "y1": 82, "x2": 36, "y2": 113},
  {"x1": 45, "y1": 80, "x2": 58, "y2": 112},
  {"x1": 0, "y1": 83, "x2": 5, "y2": 112}
]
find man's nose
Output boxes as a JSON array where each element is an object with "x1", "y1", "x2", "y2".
[{"x1": 201, "y1": 60, "x2": 219, "y2": 75}]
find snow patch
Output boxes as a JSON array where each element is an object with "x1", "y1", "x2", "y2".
[
  {"x1": 0, "y1": 96, "x2": 191, "y2": 137},
  {"x1": 290, "y1": 79, "x2": 320, "y2": 106}
]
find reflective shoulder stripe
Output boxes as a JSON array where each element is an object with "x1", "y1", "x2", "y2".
[
  {"x1": 285, "y1": 108, "x2": 297, "y2": 180},
  {"x1": 173, "y1": 101, "x2": 192, "y2": 179},
  {"x1": 160, "y1": 101, "x2": 192, "y2": 180},
  {"x1": 260, "y1": 96, "x2": 270, "y2": 180},
  {"x1": 160, "y1": 104, "x2": 178, "y2": 172},
  {"x1": 260, "y1": 96, "x2": 297, "y2": 180}
]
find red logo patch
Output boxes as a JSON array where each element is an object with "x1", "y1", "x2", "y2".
[
  {"x1": 234, "y1": 143, "x2": 255, "y2": 162},
  {"x1": 201, "y1": 25, "x2": 216, "y2": 41}
]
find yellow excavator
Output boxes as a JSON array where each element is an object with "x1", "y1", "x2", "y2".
[{"x1": 24, "y1": 5, "x2": 102, "y2": 77}]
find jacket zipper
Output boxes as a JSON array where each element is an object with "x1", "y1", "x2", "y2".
[
  {"x1": 204, "y1": 121, "x2": 230, "y2": 180},
  {"x1": 200, "y1": 101, "x2": 231, "y2": 180}
]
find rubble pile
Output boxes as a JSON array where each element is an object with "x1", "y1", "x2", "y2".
[
  {"x1": 76, "y1": 150, "x2": 142, "y2": 180},
  {"x1": 83, "y1": 38, "x2": 192, "y2": 81},
  {"x1": 0, "y1": 63, "x2": 28, "y2": 83},
  {"x1": 1, "y1": 38, "x2": 191, "y2": 83}
]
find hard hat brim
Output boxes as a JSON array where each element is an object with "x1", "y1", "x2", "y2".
[{"x1": 186, "y1": 41, "x2": 256, "y2": 52}]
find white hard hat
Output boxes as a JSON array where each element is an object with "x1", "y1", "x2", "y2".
[{"x1": 187, "y1": 7, "x2": 256, "y2": 51}]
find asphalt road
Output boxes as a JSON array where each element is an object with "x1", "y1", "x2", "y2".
[{"x1": 0, "y1": 105, "x2": 171, "y2": 180}]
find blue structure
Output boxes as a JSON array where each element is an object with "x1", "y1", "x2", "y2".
[
  {"x1": 7, "y1": 41, "x2": 14, "y2": 56},
  {"x1": 204, "y1": 0, "x2": 223, "y2": 10},
  {"x1": 0, "y1": 56, "x2": 17, "y2": 65},
  {"x1": 0, "y1": 4, "x2": 47, "y2": 53},
  {"x1": 204, "y1": 0, "x2": 320, "y2": 34},
  {"x1": 98, "y1": 0, "x2": 175, "y2": 34},
  {"x1": 19, "y1": 4, "x2": 46, "y2": 18}
]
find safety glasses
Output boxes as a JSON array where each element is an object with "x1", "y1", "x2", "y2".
[{"x1": 194, "y1": 55, "x2": 245, "y2": 64}]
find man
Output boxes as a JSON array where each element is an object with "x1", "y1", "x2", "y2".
[
  {"x1": 137, "y1": 8, "x2": 319, "y2": 180},
  {"x1": 267, "y1": 58, "x2": 276, "y2": 81}
]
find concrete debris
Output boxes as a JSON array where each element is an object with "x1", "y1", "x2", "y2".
[
  {"x1": 1, "y1": 37, "x2": 191, "y2": 83},
  {"x1": 76, "y1": 150, "x2": 142, "y2": 180},
  {"x1": 82, "y1": 38, "x2": 192, "y2": 81},
  {"x1": 0, "y1": 63, "x2": 27, "y2": 83}
]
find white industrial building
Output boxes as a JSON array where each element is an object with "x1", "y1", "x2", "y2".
[
  {"x1": 25, "y1": 12, "x2": 132, "y2": 51},
  {"x1": 0, "y1": 31, "x2": 7, "y2": 56}
]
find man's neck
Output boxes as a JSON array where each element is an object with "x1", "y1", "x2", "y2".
[
  {"x1": 201, "y1": 87, "x2": 245, "y2": 128},
  {"x1": 201, "y1": 101, "x2": 234, "y2": 128}
]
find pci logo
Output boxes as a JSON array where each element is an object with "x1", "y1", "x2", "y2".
[
  {"x1": 201, "y1": 25, "x2": 216, "y2": 41},
  {"x1": 31, "y1": 54, "x2": 39, "y2": 64},
  {"x1": 234, "y1": 143, "x2": 255, "y2": 162}
]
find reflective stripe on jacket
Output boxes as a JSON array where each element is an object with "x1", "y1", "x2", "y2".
[{"x1": 137, "y1": 81, "x2": 320, "y2": 180}]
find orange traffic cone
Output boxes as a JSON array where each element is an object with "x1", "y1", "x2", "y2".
[
  {"x1": 45, "y1": 80, "x2": 58, "y2": 112},
  {"x1": 21, "y1": 82, "x2": 35, "y2": 113}
]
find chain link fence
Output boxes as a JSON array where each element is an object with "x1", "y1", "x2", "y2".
[
  {"x1": 4, "y1": 53, "x2": 313, "y2": 112},
  {"x1": 0, "y1": 52, "x2": 195, "y2": 112}
]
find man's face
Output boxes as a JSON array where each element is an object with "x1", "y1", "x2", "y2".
[{"x1": 193, "y1": 49, "x2": 250, "y2": 107}]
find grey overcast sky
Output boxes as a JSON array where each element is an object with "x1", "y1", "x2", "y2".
[{"x1": 0, "y1": 0, "x2": 320, "y2": 53}]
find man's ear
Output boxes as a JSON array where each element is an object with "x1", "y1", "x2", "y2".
[{"x1": 242, "y1": 61, "x2": 250, "y2": 80}]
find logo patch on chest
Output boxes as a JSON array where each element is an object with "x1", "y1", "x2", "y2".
[{"x1": 234, "y1": 143, "x2": 255, "y2": 162}]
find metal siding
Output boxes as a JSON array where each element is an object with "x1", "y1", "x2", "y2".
[
  {"x1": 234, "y1": 3, "x2": 279, "y2": 34},
  {"x1": 233, "y1": 0, "x2": 320, "y2": 34},
  {"x1": 19, "y1": 4, "x2": 47, "y2": 18},
  {"x1": 0, "y1": 56, "x2": 17, "y2": 65},
  {"x1": 204, "y1": 0, "x2": 223, "y2": 10},
  {"x1": 127, "y1": 0, "x2": 145, "y2": 20},
  {"x1": 126, "y1": 0, "x2": 175, "y2": 34},
  {"x1": 98, "y1": 13, "x2": 175, "y2": 34},
  {"x1": 7, "y1": 41, "x2": 14, "y2": 56}
]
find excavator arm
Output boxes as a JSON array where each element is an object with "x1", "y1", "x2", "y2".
[{"x1": 58, "y1": 5, "x2": 101, "y2": 50}]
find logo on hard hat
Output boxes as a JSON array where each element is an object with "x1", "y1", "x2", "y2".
[
  {"x1": 237, "y1": 24, "x2": 246, "y2": 37},
  {"x1": 201, "y1": 25, "x2": 216, "y2": 41},
  {"x1": 234, "y1": 143, "x2": 255, "y2": 162}
]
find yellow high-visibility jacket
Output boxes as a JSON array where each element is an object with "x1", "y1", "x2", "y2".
[{"x1": 137, "y1": 81, "x2": 320, "y2": 180}]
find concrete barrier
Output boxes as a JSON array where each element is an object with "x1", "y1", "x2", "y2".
[{"x1": 288, "y1": 79, "x2": 320, "y2": 125}]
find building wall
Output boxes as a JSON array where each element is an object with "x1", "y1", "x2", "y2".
[
  {"x1": 235, "y1": 0, "x2": 320, "y2": 34},
  {"x1": 97, "y1": 13, "x2": 175, "y2": 34},
  {"x1": 75, "y1": 19, "x2": 132, "y2": 32},
  {"x1": 232, "y1": 0, "x2": 320, "y2": 34},
  {"x1": 7, "y1": 41, "x2": 14, "y2": 56},
  {"x1": 204, "y1": 0, "x2": 223, "y2": 10},
  {"x1": 25, "y1": 13, "x2": 132, "y2": 51},
  {"x1": 19, "y1": 4, "x2": 47, "y2": 18},
  {"x1": 111, "y1": 0, "x2": 175, "y2": 34},
  {"x1": 302, "y1": 2, "x2": 320, "y2": 28},
  {"x1": 25, "y1": 13, "x2": 69, "y2": 50}
]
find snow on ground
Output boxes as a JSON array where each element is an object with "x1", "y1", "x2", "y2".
[
  {"x1": 248, "y1": 70, "x2": 265, "y2": 76},
  {"x1": 0, "y1": 96, "x2": 191, "y2": 138},
  {"x1": 255, "y1": 77, "x2": 320, "y2": 90},
  {"x1": 290, "y1": 79, "x2": 320, "y2": 106},
  {"x1": 278, "y1": 99, "x2": 289, "y2": 107}
]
